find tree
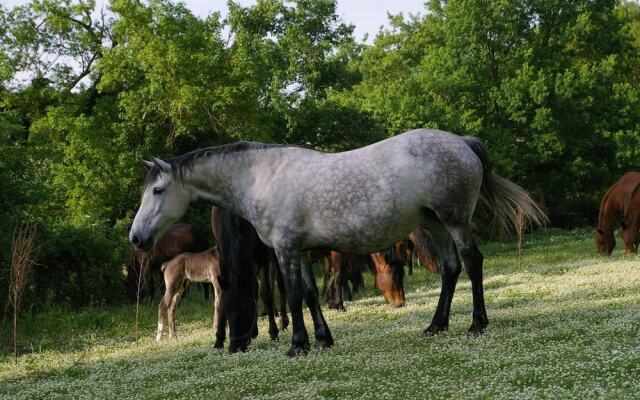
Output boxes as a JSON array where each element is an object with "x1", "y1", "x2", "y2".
[{"x1": 347, "y1": 0, "x2": 640, "y2": 226}]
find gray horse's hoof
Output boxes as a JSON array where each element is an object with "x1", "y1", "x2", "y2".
[
  {"x1": 286, "y1": 343, "x2": 310, "y2": 357},
  {"x1": 229, "y1": 339, "x2": 250, "y2": 353},
  {"x1": 468, "y1": 327, "x2": 484, "y2": 337},
  {"x1": 423, "y1": 323, "x2": 448, "y2": 336},
  {"x1": 315, "y1": 336, "x2": 334, "y2": 349},
  {"x1": 468, "y1": 315, "x2": 488, "y2": 336}
]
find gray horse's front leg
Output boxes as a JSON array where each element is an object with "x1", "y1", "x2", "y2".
[
  {"x1": 301, "y1": 255, "x2": 334, "y2": 349},
  {"x1": 274, "y1": 245, "x2": 310, "y2": 357}
]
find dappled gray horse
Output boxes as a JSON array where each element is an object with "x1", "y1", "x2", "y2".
[{"x1": 129, "y1": 128, "x2": 546, "y2": 356}]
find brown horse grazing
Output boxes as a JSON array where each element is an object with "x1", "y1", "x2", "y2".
[
  {"x1": 156, "y1": 248, "x2": 223, "y2": 343},
  {"x1": 211, "y1": 206, "x2": 288, "y2": 352},
  {"x1": 322, "y1": 246, "x2": 406, "y2": 310},
  {"x1": 594, "y1": 172, "x2": 640, "y2": 255},
  {"x1": 369, "y1": 249, "x2": 406, "y2": 307},
  {"x1": 127, "y1": 223, "x2": 210, "y2": 301}
]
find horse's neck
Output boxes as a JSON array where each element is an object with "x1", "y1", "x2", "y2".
[{"x1": 185, "y1": 152, "x2": 257, "y2": 217}]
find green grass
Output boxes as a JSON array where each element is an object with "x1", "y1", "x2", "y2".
[{"x1": 2, "y1": 229, "x2": 639, "y2": 399}]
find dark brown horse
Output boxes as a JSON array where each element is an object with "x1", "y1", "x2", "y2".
[
  {"x1": 594, "y1": 172, "x2": 640, "y2": 255},
  {"x1": 210, "y1": 206, "x2": 288, "y2": 352},
  {"x1": 320, "y1": 251, "x2": 351, "y2": 311},
  {"x1": 405, "y1": 228, "x2": 439, "y2": 273},
  {"x1": 127, "y1": 223, "x2": 210, "y2": 301}
]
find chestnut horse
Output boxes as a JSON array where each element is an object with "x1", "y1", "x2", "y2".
[
  {"x1": 322, "y1": 247, "x2": 406, "y2": 310},
  {"x1": 127, "y1": 223, "x2": 209, "y2": 301},
  {"x1": 594, "y1": 172, "x2": 640, "y2": 255}
]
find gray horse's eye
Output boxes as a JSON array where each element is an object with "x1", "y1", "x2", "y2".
[{"x1": 153, "y1": 187, "x2": 165, "y2": 195}]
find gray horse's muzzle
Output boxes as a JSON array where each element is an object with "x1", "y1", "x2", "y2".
[{"x1": 129, "y1": 230, "x2": 154, "y2": 251}]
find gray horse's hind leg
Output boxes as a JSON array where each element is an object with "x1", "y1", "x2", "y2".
[
  {"x1": 274, "y1": 245, "x2": 310, "y2": 356},
  {"x1": 422, "y1": 216, "x2": 462, "y2": 336},
  {"x1": 448, "y1": 225, "x2": 488, "y2": 335},
  {"x1": 301, "y1": 255, "x2": 333, "y2": 349}
]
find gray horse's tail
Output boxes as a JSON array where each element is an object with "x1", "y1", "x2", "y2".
[{"x1": 462, "y1": 136, "x2": 548, "y2": 233}]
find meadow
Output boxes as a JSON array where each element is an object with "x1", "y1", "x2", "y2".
[{"x1": 1, "y1": 229, "x2": 639, "y2": 399}]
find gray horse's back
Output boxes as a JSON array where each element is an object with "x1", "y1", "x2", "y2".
[{"x1": 257, "y1": 129, "x2": 483, "y2": 253}]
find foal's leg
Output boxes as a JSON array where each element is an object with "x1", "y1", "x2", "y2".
[
  {"x1": 301, "y1": 254, "x2": 334, "y2": 349},
  {"x1": 448, "y1": 224, "x2": 488, "y2": 335},
  {"x1": 157, "y1": 289, "x2": 174, "y2": 341},
  {"x1": 274, "y1": 245, "x2": 309, "y2": 356},
  {"x1": 259, "y1": 263, "x2": 279, "y2": 340},
  {"x1": 212, "y1": 278, "x2": 226, "y2": 348},
  {"x1": 423, "y1": 218, "x2": 462, "y2": 336},
  {"x1": 168, "y1": 287, "x2": 184, "y2": 339}
]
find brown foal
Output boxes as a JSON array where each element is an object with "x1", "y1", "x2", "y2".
[{"x1": 156, "y1": 248, "x2": 223, "y2": 344}]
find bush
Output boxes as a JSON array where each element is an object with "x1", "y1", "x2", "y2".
[{"x1": 21, "y1": 224, "x2": 130, "y2": 312}]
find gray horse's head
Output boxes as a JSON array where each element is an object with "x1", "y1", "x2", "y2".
[{"x1": 129, "y1": 158, "x2": 191, "y2": 251}]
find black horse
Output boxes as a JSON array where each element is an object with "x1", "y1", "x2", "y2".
[{"x1": 210, "y1": 206, "x2": 288, "y2": 352}]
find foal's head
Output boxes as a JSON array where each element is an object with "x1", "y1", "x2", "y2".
[{"x1": 130, "y1": 158, "x2": 191, "y2": 251}]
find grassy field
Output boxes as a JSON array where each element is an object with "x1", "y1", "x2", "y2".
[{"x1": 1, "y1": 229, "x2": 639, "y2": 399}]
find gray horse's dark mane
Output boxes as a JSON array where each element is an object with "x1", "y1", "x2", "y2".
[{"x1": 143, "y1": 141, "x2": 308, "y2": 187}]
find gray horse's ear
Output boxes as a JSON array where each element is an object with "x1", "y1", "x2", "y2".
[
  {"x1": 139, "y1": 159, "x2": 155, "y2": 170},
  {"x1": 151, "y1": 157, "x2": 171, "y2": 172}
]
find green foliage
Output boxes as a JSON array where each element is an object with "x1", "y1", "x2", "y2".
[
  {"x1": 26, "y1": 223, "x2": 129, "y2": 311},
  {"x1": 347, "y1": 0, "x2": 640, "y2": 226}
]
